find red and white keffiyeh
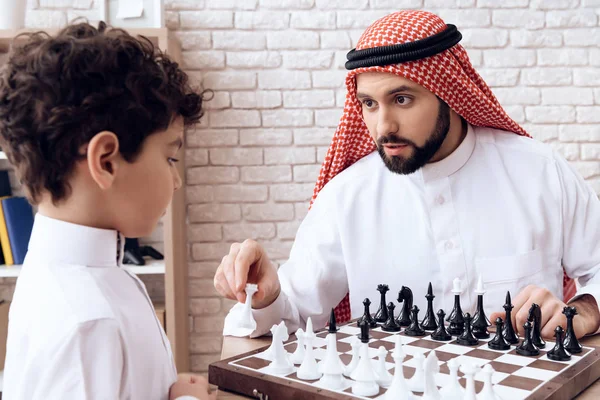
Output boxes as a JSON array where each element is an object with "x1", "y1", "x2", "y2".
[{"x1": 308, "y1": 10, "x2": 576, "y2": 323}]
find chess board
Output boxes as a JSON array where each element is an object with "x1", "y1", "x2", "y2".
[{"x1": 208, "y1": 320, "x2": 600, "y2": 400}]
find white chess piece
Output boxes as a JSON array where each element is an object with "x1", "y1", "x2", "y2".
[
  {"x1": 318, "y1": 331, "x2": 345, "y2": 373},
  {"x1": 478, "y1": 364, "x2": 503, "y2": 400},
  {"x1": 343, "y1": 336, "x2": 361, "y2": 377},
  {"x1": 261, "y1": 324, "x2": 279, "y2": 361},
  {"x1": 290, "y1": 328, "x2": 305, "y2": 365},
  {"x1": 222, "y1": 283, "x2": 258, "y2": 337},
  {"x1": 373, "y1": 346, "x2": 393, "y2": 388},
  {"x1": 422, "y1": 351, "x2": 441, "y2": 400},
  {"x1": 297, "y1": 318, "x2": 322, "y2": 380},
  {"x1": 475, "y1": 275, "x2": 485, "y2": 295},
  {"x1": 460, "y1": 363, "x2": 480, "y2": 400},
  {"x1": 384, "y1": 335, "x2": 415, "y2": 400},
  {"x1": 266, "y1": 322, "x2": 294, "y2": 375},
  {"x1": 440, "y1": 358, "x2": 465, "y2": 399},
  {"x1": 408, "y1": 352, "x2": 425, "y2": 393},
  {"x1": 351, "y1": 343, "x2": 380, "y2": 397},
  {"x1": 317, "y1": 333, "x2": 348, "y2": 390}
]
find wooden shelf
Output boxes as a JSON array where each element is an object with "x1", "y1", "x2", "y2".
[{"x1": 0, "y1": 260, "x2": 166, "y2": 278}]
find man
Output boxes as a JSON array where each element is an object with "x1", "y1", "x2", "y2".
[{"x1": 214, "y1": 10, "x2": 600, "y2": 339}]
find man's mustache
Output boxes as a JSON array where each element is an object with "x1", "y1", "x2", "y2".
[{"x1": 377, "y1": 135, "x2": 417, "y2": 148}]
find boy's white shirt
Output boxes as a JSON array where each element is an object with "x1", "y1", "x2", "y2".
[{"x1": 4, "y1": 214, "x2": 178, "y2": 400}]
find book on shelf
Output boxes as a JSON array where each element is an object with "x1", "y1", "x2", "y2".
[{"x1": 0, "y1": 196, "x2": 33, "y2": 265}]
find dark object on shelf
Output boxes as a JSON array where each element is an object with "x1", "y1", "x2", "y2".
[{"x1": 123, "y1": 238, "x2": 164, "y2": 265}]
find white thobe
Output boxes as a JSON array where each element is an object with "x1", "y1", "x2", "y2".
[
  {"x1": 4, "y1": 214, "x2": 178, "y2": 399},
  {"x1": 249, "y1": 124, "x2": 600, "y2": 337}
]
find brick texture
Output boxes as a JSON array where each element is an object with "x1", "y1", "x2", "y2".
[{"x1": 20, "y1": 0, "x2": 600, "y2": 375}]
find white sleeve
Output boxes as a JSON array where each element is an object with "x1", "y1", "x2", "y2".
[
  {"x1": 19, "y1": 319, "x2": 125, "y2": 400},
  {"x1": 555, "y1": 152, "x2": 600, "y2": 316},
  {"x1": 251, "y1": 183, "x2": 348, "y2": 337}
]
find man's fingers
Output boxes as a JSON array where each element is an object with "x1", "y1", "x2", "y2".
[
  {"x1": 511, "y1": 285, "x2": 535, "y2": 332},
  {"x1": 234, "y1": 239, "x2": 262, "y2": 291},
  {"x1": 223, "y1": 243, "x2": 242, "y2": 301},
  {"x1": 214, "y1": 264, "x2": 238, "y2": 301},
  {"x1": 489, "y1": 312, "x2": 503, "y2": 325},
  {"x1": 542, "y1": 315, "x2": 566, "y2": 339},
  {"x1": 539, "y1": 301, "x2": 562, "y2": 333}
]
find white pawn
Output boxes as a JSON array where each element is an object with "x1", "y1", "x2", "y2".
[
  {"x1": 290, "y1": 328, "x2": 305, "y2": 365},
  {"x1": 478, "y1": 364, "x2": 503, "y2": 400},
  {"x1": 460, "y1": 363, "x2": 480, "y2": 400},
  {"x1": 440, "y1": 358, "x2": 465, "y2": 399},
  {"x1": 373, "y1": 346, "x2": 393, "y2": 388},
  {"x1": 351, "y1": 343, "x2": 380, "y2": 397},
  {"x1": 297, "y1": 318, "x2": 322, "y2": 380},
  {"x1": 317, "y1": 334, "x2": 347, "y2": 390},
  {"x1": 384, "y1": 335, "x2": 415, "y2": 400},
  {"x1": 343, "y1": 336, "x2": 361, "y2": 378},
  {"x1": 266, "y1": 322, "x2": 294, "y2": 375},
  {"x1": 408, "y1": 352, "x2": 425, "y2": 393},
  {"x1": 422, "y1": 351, "x2": 440, "y2": 400}
]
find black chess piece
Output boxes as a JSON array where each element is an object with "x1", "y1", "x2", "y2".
[
  {"x1": 421, "y1": 282, "x2": 438, "y2": 331},
  {"x1": 488, "y1": 317, "x2": 511, "y2": 351},
  {"x1": 404, "y1": 305, "x2": 426, "y2": 336},
  {"x1": 502, "y1": 291, "x2": 519, "y2": 344},
  {"x1": 563, "y1": 306, "x2": 582, "y2": 354},
  {"x1": 328, "y1": 308, "x2": 339, "y2": 333},
  {"x1": 358, "y1": 319, "x2": 371, "y2": 343},
  {"x1": 472, "y1": 286, "x2": 490, "y2": 339},
  {"x1": 382, "y1": 302, "x2": 401, "y2": 332},
  {"x1": 457, "y1": 313, "x2": 479, "y2": 346},
  {"x1": 447, "y1": 291, "x2": 465, "y2": 336},
  {"x1": 547, "y1": 326, "x2": 571, "y2": 361},
  {"x1": 528, "y1": 303, "x2": 546, "y2": 349},
  {"x1": 431, "y1": 309, "x2": 452, "y2": 341},
  {"x1": 516, "y1": 321, "x2": 540, "y2": 356},
  {"x1": 374, "y1": 284, "x2": 390, "y2": 323},
  {"x1": 396, "y1": 286, "x2": 413, "y2": 327},
  {"x1": 357, "y1": 298, "x2": 378, "y2": 328}
]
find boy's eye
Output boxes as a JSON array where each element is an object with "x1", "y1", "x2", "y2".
[{"x1": 168, "y1": 158, "x2": 179, "y2": 165}]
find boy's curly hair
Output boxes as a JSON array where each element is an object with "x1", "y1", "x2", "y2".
[{"x1": 0, "y1": 21, "x2": 204, "y2": 204}]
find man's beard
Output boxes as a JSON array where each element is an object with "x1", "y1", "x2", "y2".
[{"x1": 377, "y1": 100, "x2": 451, "y2": 175}]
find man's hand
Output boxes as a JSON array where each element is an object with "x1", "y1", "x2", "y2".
[
  {"x1": 169, "y1": 374, "x2": 216, "y2": 400},
  {"x1": 213, "y1": 239, "x2": 281, "y2": 309},
  {"x1": 489, "y1": 285, "x2": 600, "y2": 339}
]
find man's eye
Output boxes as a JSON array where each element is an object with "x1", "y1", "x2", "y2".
[{"x1": 396, "y1": 96, "x2": 410, "y2": 105}]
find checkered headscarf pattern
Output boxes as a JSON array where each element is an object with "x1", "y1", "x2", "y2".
[{"x1": 309, "y1": 10, "x2": 576, "y2": 324}]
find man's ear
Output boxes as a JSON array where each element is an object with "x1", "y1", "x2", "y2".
[{"x1": 86, "y1": 131, "x2": 120, "y2": 190}]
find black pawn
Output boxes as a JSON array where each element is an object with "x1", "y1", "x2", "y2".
[
  {"x1": 357, "y1": 298, "x2": 378, "y2": 328},
  {"x1": 421, "y1": 282, "x2": 438, "y2": 331},
  {"x1": 502, "y1": 291, "x2": 519, "y2": 344},
  {"x1": 431, "y1": 309, "x2": 452, "y2": 341},
  {"x1": 396, "y1": 286, "x2": 413, "y2": 327},
  {"x1": 382, "y1": 302, "x2": 401, "y2": 332},
  {"x1": 528, "y1": 304, "x2": 546, "y2": 349},
  {"x1": 488, "y1": 317, "x2": 511, "y2": 351},
  {"x1": 328, "y1": 308, "x2": 338, "y2": 333},
  {"x1": 472, "y1": 291, "x2": 490, "y2": 339},
  {"x1": 358, "y1": 319, "x2": 371, "y2": 343},
  {"x1": 563, "y1": 306, "x2": 582, "y2": 354},
  {"x1": 374, "y1": 284, "x2": 390, "y2": 323},
  {"x1": 457, "y1": 313, "x2": 479, "y2": 346},
  {"x1": 404, "y1": 305, "x2": 426, "y2": 336},
  {"x1": 447, "y1": 291, "x2": 465, "y2": 336},
  {"x1": 548, "y1": 326, "x2": 571, "y2": 361},
  {"x1": 516, "y1": 321, "x2": 539, "y2": 356}
]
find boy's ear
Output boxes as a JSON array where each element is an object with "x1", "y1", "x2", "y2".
[{"x1": 86, "y1": 131, "x2": 121, "y2": 190}]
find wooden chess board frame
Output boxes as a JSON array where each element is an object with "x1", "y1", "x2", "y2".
[{"x1": 208, "y1": 320, "x2": 600, "y2": 400}]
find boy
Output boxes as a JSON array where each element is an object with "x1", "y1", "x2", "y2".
[{"x1": 0, "y1": 22, "x2": 214, "y2": 400}]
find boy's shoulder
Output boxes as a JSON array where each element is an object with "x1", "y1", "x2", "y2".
[{"x1": 11, "y1": 261, "x2": 118, "y2": 334}]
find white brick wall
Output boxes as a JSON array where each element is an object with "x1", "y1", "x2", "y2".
[{"x1": 19, "y1": 0, "x2": 600, "y2": 373}]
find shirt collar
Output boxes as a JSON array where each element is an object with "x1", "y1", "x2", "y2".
[
  {"x1": 419, "y1": 123, "x2": 476, "y2": 182},
  {"x1": 28, "y1": 213, "x2": 125, "y2": 267}
]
